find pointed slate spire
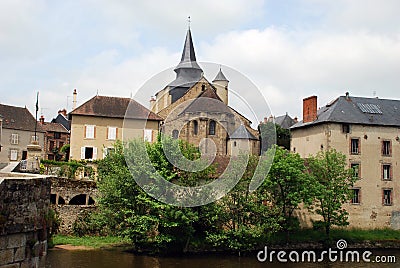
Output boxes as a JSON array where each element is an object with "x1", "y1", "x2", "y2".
[
  {"x1": 213, "y1": 67, "x2": 229, "y2": 82},
  {"x1": 175, "y1": 29, "x2": 202, "y2": 71}
]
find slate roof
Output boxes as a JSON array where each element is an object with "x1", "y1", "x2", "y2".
[
  {"x1": 69, "y1": 95, "x2": 163, "y2": 121},
  {"x1": 179, "y1": 87, "x2": 232, "y2": 115},
  {"x1": 40, "y1": 122, "x2": 69, "y2": 133},
  {"x1": 229, "y1": 125, "x2": 258, "y2": 140},
  {"x1": 291, "y1": 95, "x2": 400, "y2": 129},
  {"x1": 0, "y1": 104, "x2": 44, "y2": 132},
  {"x1": 51, "y1": 113, "x2": 71, "y2": 131},
  {"x1": 274, "y1": 113, "x2": 296, "y2": 129},
  {"x1": 213, "y1": 68, "x2": 229, "y2": 82}
]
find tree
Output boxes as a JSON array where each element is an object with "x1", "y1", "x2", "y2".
[
  {"x1": 97, "y1": 137, "x2": 215, "y2": 252},
  {"x1": 306, "y1": 149, "x2": 358, "y2": 239},
  {"x1": 258, "y1": 122, "x2": 277, "y2": 153},
  {"x1": 261, "y1": 146, "x2": 311, "y2": 242}
]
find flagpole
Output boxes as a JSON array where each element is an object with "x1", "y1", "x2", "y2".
[{"x1": 34, "y1": 92, "x2": 39, "y2": 143}]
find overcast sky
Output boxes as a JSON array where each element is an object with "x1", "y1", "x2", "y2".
[{"x1": 1, "y1": 0, "x2": 399, "y2": 124}]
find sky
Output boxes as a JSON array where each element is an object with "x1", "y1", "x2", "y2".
[{"x1": 1, "y1": 0, "x2": 399, "y2": 124}]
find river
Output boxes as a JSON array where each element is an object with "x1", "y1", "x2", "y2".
[{"x1": 44, "y1": 248, "x2": 400, "y2": 268}]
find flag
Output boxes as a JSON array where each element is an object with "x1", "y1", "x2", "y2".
[{"x1": 35, "y1": 92, "x2": 39, "y2": 112}]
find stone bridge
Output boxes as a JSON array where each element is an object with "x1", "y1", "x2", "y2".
[{"x1": 50, "y1": 177, "x2": 98, "y2": 234}]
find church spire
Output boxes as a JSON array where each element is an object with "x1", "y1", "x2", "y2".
[{"x1": 175, "y1": 28, "x2": 202, "y2": 70}]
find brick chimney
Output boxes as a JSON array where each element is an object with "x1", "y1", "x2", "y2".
[
  {"x1": 73, "y1": 89, "x2": 77, "y2": 110},
  {"x1": 60, "y1": 109, "x2": 67, "y2": 117},
  {"x1": 39, "y1": 115, "x2": 45, "y2": 124},
  {"x1": 303, "y1": 96, "x2": 317, "y2": 123}
]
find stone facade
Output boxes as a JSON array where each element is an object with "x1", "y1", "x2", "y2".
[{"x1": 0, "y1": 175, "x2": 51, "y2": 268}]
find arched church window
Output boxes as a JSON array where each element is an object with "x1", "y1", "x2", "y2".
[
  {"x1": 193, "y1": 120, "x2": 198, "y2": 135},
  {"x1": 172, "y1": 129, "x2": 179, "y2": 139},
  {"x1": 209, "y1": 120, "x2": 216, "y2": 135}
]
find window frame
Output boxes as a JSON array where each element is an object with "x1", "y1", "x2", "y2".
[
  {"x1": 193, "y1": 120, "x2": 198, "y2": 135},
  {"x1": 350, "y1": 163, "x2": 361, "y2": 179},
  {"x1": 382, "y1": 188, "x2": 393, "y2": 206},
  {"x1": 85, "y1": 125, "x2": 95, "y2": 139},
  {"x1": 350, "y1": 138, "x2": 360, "y2": 155},
  {"x1": 382, "y1": 164, "x2": 392, "y2": 181},
  {"x1": 382, "y1": 140, "x2": 392, "y2": 156},
  {"x1": 209, "y1": 120, "x2": 216, "y2": 135},
  {"x1": 11, "y1": 133, "x2": 19, "y2": 145},
  {"x1": 107, "y1": 126, "x2": 117, "y2": 140},
  {"x1": 351, "y1": 188, "x2": 361, "y2": 205}
]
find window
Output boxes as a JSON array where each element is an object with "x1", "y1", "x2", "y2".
[
  {"x1": 351, "y1": 163, "x2": 360, "y2": 178},
  {"x1": 103, "y1": 147, "x2": 115, "y2": 158},
  {"x1": 342, "y1": 124, "x2": 351, "y2": 134},
  {"x1": 382, "y1": 164, "x2": 392, "y2": 180},
  {"x1": 193, "y1": 120, "x2": 198, "y2": 135},
  {"x1": 85, "y1": 125, "x2": 95, "y2": 139},
  {"x1": 11, "y1": 134, "x2": 19, "y2": 145},
  {"x1": 81, "y1": 147, "x2": 97, "y2": 160},
  {"x1": 382, "y1": 140, "x2": 391, "y2": 156},
  {"x1": 209, "y1": 120, "x2": 216, "y2": 135},
  {"x1": 10, "y1": 149, "x2": 18, "y2": 161},
  {"x1": 233, "y1": 141, "x2": 237, "y2": 147},
  {"x1": 107, "y1": 127, "x2": 117, "y2": 140},
  {"x1": 350, "y1": 138, "x2": 360, "y2": 154},
  {"x1": 172, "y1": 129, "x2": 179, "y2": 139},
  {"x1": 49, "y1": 141, "x2": 55, "y2": 151},
  {"x1": 143, "y1": 129, "x2": 153, "y2": 142},
  {"x1": 54, "y1": 132, "x2": 61, "y2": 139},
  {"x1": 383, "y1": 189, "x2": 392, "y2": 206},
  {"x1": 351, "y1": 188, "x2": 360, "y2": 204},
  {"x1": 31, "y1": 135, "x2": 38, "y2": 142}
]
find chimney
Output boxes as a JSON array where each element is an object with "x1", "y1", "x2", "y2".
[
  {"x1": 59, "y1": 109, "x2": 67, "y2": 117},
  {"x1": 73, "y1": 89, "x2": 77, "y2": 110},
  {"x1": 345, "y1": 92, "x2": 350, "y2": 100},
  {"x1": 294, "y1": 117, "x2": 298, "y2": 123},
  {"x1": 39, "y1": 115, "x2": 45, "y2": 124},
  {"x1": 149, "y1": 96, "x2": 156, "y2": 110},
  {"x1": 303, "y1": 96, "x2": 318, "y2": 123}
]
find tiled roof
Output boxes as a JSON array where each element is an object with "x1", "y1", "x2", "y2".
[
  {"x1": 291, "y1": 95, "x2": 400, "y2": 129},
  {"x1": 0, "y1": 104, "x2": 44, "y2": 132},
  {"x1": 40, "y1": 122, "x2": 69, "y2": 133},
  {"x1": 70, "y1": 95, "x2": 162, "y2": 121},
  {"x1": 180, "y1": 87, "x2": 232, "y2": 115}
]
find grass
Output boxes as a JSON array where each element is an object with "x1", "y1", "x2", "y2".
[{"x1": 51, "y1": 235, "x2": 131, "y2": 249}]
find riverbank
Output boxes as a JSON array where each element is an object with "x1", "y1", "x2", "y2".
[
  {"x1": 51, "y1": 229, "x2": 400, "y2": 252},
  {"x1": 51, "y1": 235, "x2": 130, "y2": 250}
]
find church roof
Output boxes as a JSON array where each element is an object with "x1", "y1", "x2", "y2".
[
  {"x1": 213, "y1": 68, "x2": 229, "y2": 82},
  {"x1": 230, "y1": 125, "x2": 258, "y2": 140},
  {"x1": 179, "y1": 87, "x2": 231, "y2": 115}
]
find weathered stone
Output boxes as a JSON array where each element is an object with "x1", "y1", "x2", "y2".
[
  {"x1": 0, "y1": 237, "x2": 6, "y2": 249},
  {"x1": 0, "y1": 263, "x2": 19, "y2": 268},
  {"x1": 7, "y1": 234, "x2": 26, "y2": 249},
  {"x1": 0, "y1": 249, "x2": 13, "y2": 265},
  {"x1": 13, "y1": 246, "x2": 25, "y2": 262}
]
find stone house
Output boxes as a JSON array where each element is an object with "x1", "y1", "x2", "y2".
[
  {"x1": 150, "y1": 29, "x2": 260, "y2": 156},
  {"x1": 39, "y1": 115, "x2": 70, "y2": 160},
  {"x1": 68, "y1": 95, "x2": 163, "y2": 161},
  {"x1": 0, "y1": 104, "x2": 45, "y2": 163},
  {"x1": 291, "y1": 93, "x2": 400, "y2": 229}
]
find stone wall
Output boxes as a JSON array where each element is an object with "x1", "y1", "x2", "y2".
[
  {"x1": 0, "y1": 176, "x2": 51, "y2": 268},
  {"x1": 50, "y1": 177, "x2": 98, "y2": 234}
]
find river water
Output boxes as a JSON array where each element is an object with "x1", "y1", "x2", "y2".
[{"x1": 44, "y1": 248, "x2": 400, "y2": 268}]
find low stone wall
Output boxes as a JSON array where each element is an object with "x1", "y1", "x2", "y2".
[
  {"x1": 52, "y1": 205, "x2": 97, "y2": 235},
  {"x1": 0, "y1": 176, "x2": 51, "y2": 268}
]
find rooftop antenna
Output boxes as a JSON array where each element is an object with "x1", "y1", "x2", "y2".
[
  {"x1": 96, "y1": 89, "x2": 99, "y2": 96},
  {"x1": 187, "y1": 16, "x2": 191, "y2": 29}
]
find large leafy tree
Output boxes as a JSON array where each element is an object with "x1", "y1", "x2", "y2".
[
  {"x1": 261, "y1": 146, "x2": 311, "y2": 241},
  {"x1": 306, "y1": 149, "x2": 358, "y2": 239}
]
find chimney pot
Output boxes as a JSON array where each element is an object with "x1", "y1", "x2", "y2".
[{"x1": 39, "y1": 115, "x2": 45, "y2": 124}]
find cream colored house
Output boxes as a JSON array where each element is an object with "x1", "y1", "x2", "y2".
[
  {"x1": 150, "y1": 29, "x2": 259, "y2": 156},
  {"x1": 291, "y1": 93, "x2": 400, "y2": 229},
  {"x1": 69, "y1": 95, "x2": 162, "y2": 161}
]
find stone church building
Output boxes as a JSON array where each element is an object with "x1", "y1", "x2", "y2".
[{"x1": 150, "y1": 29, "x2": 259, "y2": 156}]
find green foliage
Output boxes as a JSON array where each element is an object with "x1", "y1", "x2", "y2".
[
  {"x1": 52, "y1": 235, "x2": 130, "y2": 248},
  {"x1": 41, "y1": 159, "x2": 94, "y2": 179},
  {"x1": 306, "y1": 149, "x2": 359, "y2": 240},
  {"x1": 72, "y1": 210, "x2": 111, "y2": 237},
  {"x1": 261, "y1": 146, "x2": 310, "y2": 240},
  {"x1": 258, "y1": 122, "x2": 277, "y2": 153}
]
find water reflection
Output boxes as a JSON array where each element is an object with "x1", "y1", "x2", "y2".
[{"x1": 45, "y1": 248, "x2": 399, "y2": 268}]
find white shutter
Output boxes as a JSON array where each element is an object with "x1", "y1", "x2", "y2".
[
  {"x1": 81, "y1": 147, "x2": 85, "y2": 159},
  {"x1": 93, "y1": 147, "x2": 98, "y2": 160},
  {"x1": 144, "y1": 129, "x2": 153, "y2": 142},
  {"x1": 10, "y1": 150, "x2": 18, "y2": 161}
]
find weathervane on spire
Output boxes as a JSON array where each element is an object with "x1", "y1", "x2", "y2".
[{"x1": 187, "y1": 16, "x2": 191, "y2": 29}]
